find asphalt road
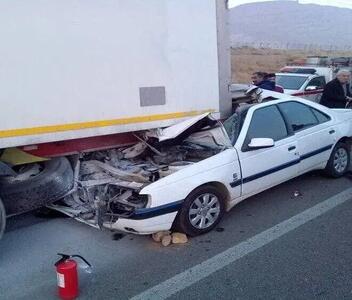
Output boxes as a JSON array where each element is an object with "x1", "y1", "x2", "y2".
[{"x1": 1, "y1": 171, "x2": 352, "y2": 300}]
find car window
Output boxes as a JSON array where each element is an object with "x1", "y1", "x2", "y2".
[
  {"x1": 311, "y1": 108, "x2": 331, "y2": 123},
  {"x1": 223, "y1": 112, "x2": 241, "y2": 145},
  {"x1": 244, "y1": 105, "x2": 288, "y2": 149},
  {"x1": 276, "y1": 75, "x2": 308, "y2": 90},
  {"x1": 223, "y1": 107, "x2": 249, "y2": 145},
  {"x1": 306, "y1": 76, "x2": 326, "y2": 89},
  {"x1": 278, "y1": 102, "x2": 318, "y2": 132}
]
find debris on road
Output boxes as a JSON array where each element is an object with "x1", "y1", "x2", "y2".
[
  {"x1": 293, "y1": 190, "x2": 302, "y2": 197},
  {"x1": 152, "y1": 231, "x2": 188, "y2": 246},
  {"x1": 171, "y1": 232, "x2": 188, "y2": 244},
  {"x1": 161, "y1": 235, "x2": 172, "y2": 247},
  {"x1": 152, "y1": 231, "x2": 170, "y2": 242}
]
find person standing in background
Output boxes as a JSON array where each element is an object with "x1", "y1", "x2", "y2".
[
  {"x1": 251, "y1": 72, "x2": 275, "y2": 91},
  {"x1": 320, "y1": 69, "x2": 352, "y2": 108},
  {"x1": 265, "y1": 73, "x2": 284, "y2": 93}
]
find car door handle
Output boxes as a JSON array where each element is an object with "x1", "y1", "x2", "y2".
[
  {"x1": 329, "y1": 129, "x2": 335, "y2": 134},
  {"x1": 288, "y1": 146, "x2": 296, "y2": 151}
]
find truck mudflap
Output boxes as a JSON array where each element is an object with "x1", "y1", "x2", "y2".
[{"x1": 0, "y1": 148, "x2": 48, "y2": 166}]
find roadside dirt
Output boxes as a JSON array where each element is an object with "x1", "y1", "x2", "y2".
[{"x1": 232, "y1": 47, "x2": 352, "y2": 83}]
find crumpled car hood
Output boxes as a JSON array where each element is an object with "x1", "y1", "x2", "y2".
[{"x1": 147, "y1": 113, "x2": 216, "y2": 143}]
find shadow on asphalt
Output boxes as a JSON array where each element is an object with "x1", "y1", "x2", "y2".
[
  {"x1": 5, "y1": 209, "x2": 67, "y2": 233},
  {"x1": 5, "y1": 170, "x2": 352, "y2": 237}
]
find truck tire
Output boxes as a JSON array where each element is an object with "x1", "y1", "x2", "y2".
[
  {"x1": 0, "y1": 157, "x2": 73, "y2": 216},
  {"x1": 324, "y1": 142, "x2": 350, "y2": 178},
  {"x1": 173, "y1": 185, "x2": 225, "y2": 237},
  {"x1": 0, "y1": 198, "x2": 5, "y2": 240}
]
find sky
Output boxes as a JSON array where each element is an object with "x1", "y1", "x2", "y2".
[{"x1": 228, "y1": 0, "x2": 352, "y2": 9}]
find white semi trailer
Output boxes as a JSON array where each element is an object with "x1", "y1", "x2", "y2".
[{"x1": 0, "y1": 0, "x2": 231, "y2": 238}]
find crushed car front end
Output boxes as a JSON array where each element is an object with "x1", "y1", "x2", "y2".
[{"x1": 49, "y1": 113, "x2": 235, "y2": 234}]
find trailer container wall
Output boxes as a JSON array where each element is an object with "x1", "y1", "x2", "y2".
[{"x1": 0, "y1": 0, "x2": 226, "y2": 148}]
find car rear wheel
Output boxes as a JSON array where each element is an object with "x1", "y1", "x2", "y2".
[
  {"x1": 324, "y1": 142, "x2": 350, "y2": 178},
  {"x1": 173, "y1": 185, "x2": 225, "y2": 237}
]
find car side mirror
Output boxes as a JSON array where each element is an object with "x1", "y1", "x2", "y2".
[
  {"x1": 305, "y1": 85, "x2": 318, "y2": 91},
  {"x1": 248, "y1": 138, "x2": 274, "y2": 150}
]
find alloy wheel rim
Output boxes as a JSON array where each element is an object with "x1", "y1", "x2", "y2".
[
  {"x1": 188, "y1": 193, "x2": 220, "y2": 229},
  {"x1": 333, "y1": 148, "x2": 348, "y2": 174}
]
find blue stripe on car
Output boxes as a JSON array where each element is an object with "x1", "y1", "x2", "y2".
[
  {"x1": 230, "y1": 180, "x2": 242, "y2": 188},
  {"x1": 123, "y1": 145, "x2": 334, "y2": 220},
  {"x1": 230, "y1": 144, "x2": 333, "y2": 187},
  {"x1": 243, "y1": 158, "x2": 301, "y2": 184},
  {"x1": 129, "y1": 200, "x2": 184, "y2": 220},
  {"x1": 300, "y1": 144, "x2": 333, "y2": 160}
]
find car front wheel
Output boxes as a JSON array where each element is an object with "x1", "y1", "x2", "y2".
[{"x1": 173, "y1": 185, "x2": 225, "y2": 237}]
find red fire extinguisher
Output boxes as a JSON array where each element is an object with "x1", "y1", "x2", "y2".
[{"x1": 55, "y1": 253, "x2": 91, "y2": 300}]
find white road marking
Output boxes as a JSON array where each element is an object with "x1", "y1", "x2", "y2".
[{"x1": 130, "y1": 187, "x2": 352, "y2": 300}]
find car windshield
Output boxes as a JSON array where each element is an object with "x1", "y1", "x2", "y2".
[
  {"x1": 223, "y1": 112, "x2": 243, "y2": 145},
  {"x1": 276, "y1": 75, "x2": 308, "y2": 90}
]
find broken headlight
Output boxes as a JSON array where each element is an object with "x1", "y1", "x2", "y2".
[{"x1": 107, "y1": 185, "x2": 149, "y2": 216}]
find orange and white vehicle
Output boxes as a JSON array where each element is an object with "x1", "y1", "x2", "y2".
[
  {"x1": 276, "y1": 56, "x2": 352, "y2": 103},
  {"x1": 276, "y1": 66, "x2": 332, "y2": 103}
]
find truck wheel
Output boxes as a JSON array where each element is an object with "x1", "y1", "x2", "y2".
[
  {"x1": 0, "y1": 198, "x2": 5, "y2": 240},
  {"x1": 0, "y1": 157, "x2": 73, "y2": 215},
  {"x1": 173, "y1": 185, "x2": 225, "y2": 237},
  {"x1": 324, "y1": 142, "x2": 350, "y2": 178}
]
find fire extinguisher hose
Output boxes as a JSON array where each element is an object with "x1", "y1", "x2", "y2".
[{"x1": 55, "y1": 253, "x2": 91, "y2": 268}]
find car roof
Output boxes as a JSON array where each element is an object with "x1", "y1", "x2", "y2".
[
  {"x1": 276, "y1": 73, "x2": 313, "y2": 77},
  {"x1": 246, "y1": 97, "x2": 331, "y2": 114}
]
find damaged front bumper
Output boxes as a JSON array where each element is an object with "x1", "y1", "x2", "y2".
[
  {"x1": 50, "y1": 193, "x2": 183, "y2": 234},
  {"x1": 48, "y1": 156, "x2": 184, "y2": 234},
  {"x1": 103, "y1": 199, "x2": 183, "y2": 234}
]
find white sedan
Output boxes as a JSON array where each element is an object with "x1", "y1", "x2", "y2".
[{"x1": 53, "y1": 98, "x2": 352, "y2": 236}]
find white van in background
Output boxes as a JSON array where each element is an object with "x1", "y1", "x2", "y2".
[
  {"x1": 276, "y1": 56, "x2": 352, "y2": 103},
  {"x1": 276, "y1": 66, "x2": 332, "y2": 103}
]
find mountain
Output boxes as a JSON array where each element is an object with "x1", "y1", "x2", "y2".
[{"x1": 229, "y1": 1, "x2": 352, "y2": 48}]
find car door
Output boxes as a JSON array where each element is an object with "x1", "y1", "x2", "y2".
[
  {"x1": 236, "y1": 104, "x2": 299, "y2": 197},
  {"x1": 278, "y1": 101, "x2": 336, "y2": 174}
]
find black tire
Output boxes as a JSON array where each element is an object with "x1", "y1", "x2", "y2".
[
  {"x1": 324, "y1": 142, "x2": 350, "y2": 178},
  {"x1": 173, "y1": 185, "x2": 225, "y2": 237},
  {"x1": 0, "y1": 157, "x2": 73, "y2": 215},
  {"x1": 0, "y1": 198, "x2": 5, "y2": 240}
]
